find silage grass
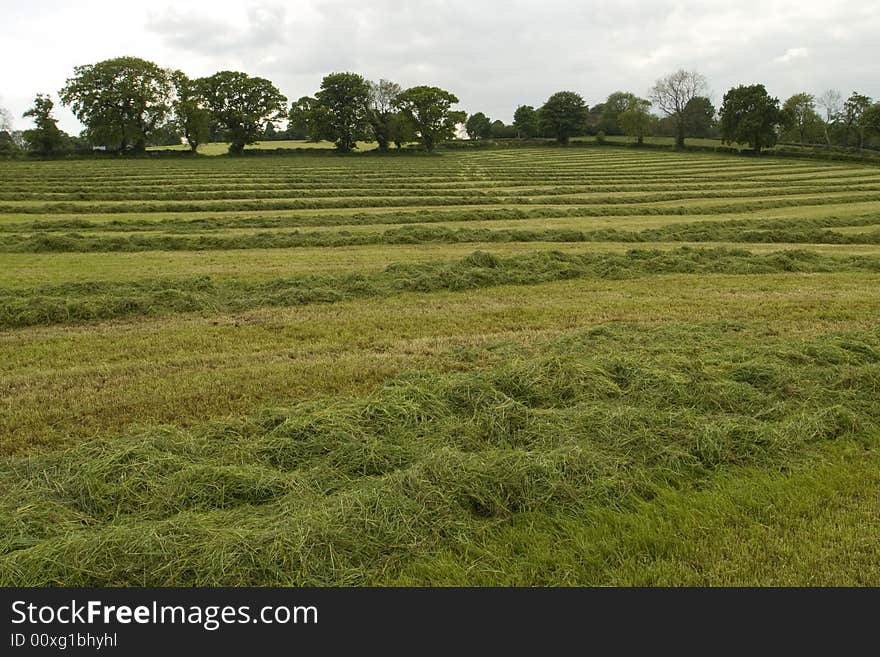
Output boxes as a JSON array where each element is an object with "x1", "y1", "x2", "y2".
[
  {"x1": 4, "y1": 246, "x2": 880, "y2": 329},
  {"x1": 1, "y1": 322, "x2": 877, "y2": 585}
]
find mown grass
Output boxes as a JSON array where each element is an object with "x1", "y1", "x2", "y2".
[
  {"x1": 1, "y1": 323, "x2": 877, "y2": 585},
  {"x1": 1, "y1": 147, "x2": 878, "y2": 586},
  {"x1": 3, "y1": 247, "x2": 880, "y2": 329}
]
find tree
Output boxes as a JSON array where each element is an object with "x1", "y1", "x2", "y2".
[
  {"x1": 842, "y1": 92, "x2": 872, "y2": 149},
  {"x1": 719, "y1": 84, "x2": 782, "y2": 153},
  {"x1": 538, "y1": 91, "x2": 588, "y2": 144},
  {"x1": 395, "y1": 86, "x2": 465, "y2": 152},
  {"x1": 465, "y1": 112, "x2": 492, "y2": 140},
  {"x1": 650, "y1": 69, "x2": 709, "y2": 148},
  {"x1": 171, "y1": 72, "x2": 210, "y2": 153},
  {"x1": 513, "y1": 105, "x2": 538, "y2": 138},
  {"x1": 313, "y1": 72, "x2": 372, "y2": 153},
  {"x1": 198, "y1": 71, "x2": 286, "y2": 154},
  {"x1": 388, "y1": 111, "x2": 416, "y2": 149},
  {"x1": 367, "y1": 79, "x2": 403, "y2": 152},
  {"x1": 862, "y1": 103, "x2": 880, "y2": 140},
  {"x1": 781, "y1": 93, "x2": 819, "y2": 145},
  {"x1": 600, "y1": 91, "x2": 638, "y2": 135},
  {"x1": 618, "y1": 97, "x2": 653, "y2": 144},
  {"x1": 490, "y1": 120, "x2": 516, "y2": 138},
  {"x1": 287, "y1": 96, "x2": 321, "y2": 141},
  {"x1": 817, "y1": 89, "x2": 842, "y2": 148},
  {"x1": 59, "y1": 56, "x2": 173, "y2": 153},
  {"x1": 22, "y1": 94, "x2": 66, "y2": 155},
  {"x1": 683, "y1": 96, "x2": 716, "y2": 138}
]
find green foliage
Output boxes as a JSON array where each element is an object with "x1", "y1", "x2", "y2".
[
  {"x1": 513, "y1": 105, "x2": 538, "y2": 138},
  {"x1": 683, "y1": 96, "x2": 716, "y2": 139},
  {"x1": 720, "y1": 84, "x2": 783, "y2": 153},
  {"x1": 315, "y1": 72, "x2": 372, "y2": 153},
  {"x1": 781, "y1": 93, "x2": 821, "y2": 145},
  {"x1": 170, "y1": 72, "x2": 210, "y2": 153},
  {"x1": 618, "y1": 97, "x2": 653, "y2": 144},
  {"x1": 465, "y1": 112, "x2": 492, "y2": 140},
  {"x1": 367, "y1": 79, "x2": 403, "y2": 152},
  {"x1": 539, "y1": 91, "x2": 589, "y2": 144},
  {"x1": 287, "y1": 96, "x2": 321, "y2": 141},
  {"x1": 198, "y1": 71, "x2": 287, "y2": 155},
  {"x1": 842, "y1": 92, "x2": 873, "y2": 149},
  {"x1": 599, "y1": 91, "x2": 638, "y2": 135},
  {"x1": 22, "y1": 94, "x2": 67, "y2": 156},
  {"x1": 863, "y1": 103, "x2": 880, "y2": 139},
  {"x1": 395, "y1": 86, "x2": 466, "y2": 152},
  {"x1": 59, "y1": 57, "x2": 173, "y2": 153}
]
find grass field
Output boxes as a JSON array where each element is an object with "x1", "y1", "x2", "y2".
[{"x1": 1, "y1": 146, "x2": 878, "y2": 585}]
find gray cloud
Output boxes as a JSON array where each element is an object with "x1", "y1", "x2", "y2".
[{"x1": 4, "y1": 0, "x2": 879, "y2": 133}]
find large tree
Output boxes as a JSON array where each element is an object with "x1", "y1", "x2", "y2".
[
  {"x1": 59, "y1": 56, "x2": 173, "y2": 153},
  {"x1": 817, "y1": 89, "x2": 842, "y2": 148},
  {"x1": 781, "y1": 93, "x2": 820, "y2": 145},
  {"x1": 314, "y1": 72, "x2": 371, "y2": 153},
  {"x1": 513, "y1": 105, "x2": 538, "y2": 138},
  {"x1": 683, "y1": 96, "x2": 716, "y2": 138},
  {"x1": 367, "y1": 79, "x2": 402, "y2": 152},
  {"x1": 719, "y1": 84, "x2": 782, "y2": 153},
  {"x1": 171, "y1": 72, "x2": 211, "y2": 153},
  {"x1": 538, "y1": 91, "x2": 588, "y2": 144},
  {"x1": 395, "y1": 86, "x2": 465, "y2": 152},
  {"x1": 650, "y1": 69, "x2": 708, "y2": 148},
  {"x1": 862, "y1": 103, "x2": 880, "y2": 140},
  {"x1": 198, "y1": 71, "x2": 287, "y2": 154},
  {"x1": 842, "y1": 92, "x2": 872, "y2": 149},
  {"x1": 22, "y1": 94, "x2": 66, "y2": 155},
  {"x1": 287, "y1": 96, "x2": 322, "y2": 141},
  {"x1": 600, "y1": 91, "x2": 638, "y2": 135},
  {"x1": 618, "y1": 97, "x2": 653, "y2": 145},
  {"x1": 465, "y1": 112, "x2": 492, "y2": 140}
]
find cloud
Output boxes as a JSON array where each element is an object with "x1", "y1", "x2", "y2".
[
  {"x1": 775, "y1": 47, "x2": 809, "y2": 64},
  {"x1": 2, "y1": 0, "x2": 879, "y2": 133}
]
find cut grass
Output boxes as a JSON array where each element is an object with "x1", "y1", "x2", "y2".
[
  {"x1": 2, "y1": 146, "x2": 879, "y2": 586},
  {"x1": 3, "y1": 246, "x2": 880, "y2": 329},
  {"x1": 1, "y1": 323, "x2": 877, "y2": 585}
]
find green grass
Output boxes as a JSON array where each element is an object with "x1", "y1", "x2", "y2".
[{"x1": 1, "y1": 146, "x2": 878, "y2": 586}]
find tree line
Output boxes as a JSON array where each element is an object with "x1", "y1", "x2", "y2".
[{"x1": 2, "y1": 57, "x2": 879, "y2": 157}]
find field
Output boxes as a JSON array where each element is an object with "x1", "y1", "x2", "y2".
[{"x1": 1, "y1": 146, "x2": 879, "y2": 586}]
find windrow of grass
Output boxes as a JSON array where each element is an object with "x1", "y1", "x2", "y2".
[
  {"x1": 4, "y1": 215, "x2": 880, "y2": 253},
  {"x1": 4, "y1": 247, "x2": 880, "y2": 329},
  {"x1": 1, "y1": 322, "x2": 877, "y2": 585}
]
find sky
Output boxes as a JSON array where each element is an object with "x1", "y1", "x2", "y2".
[{"x1": 2, "y1": 0, "x2": 878, "y2": 134}]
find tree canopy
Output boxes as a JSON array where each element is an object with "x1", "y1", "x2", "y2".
[
  {"x1": 59, "y1": 56, "x2": 173, "y2": 153},
  {"x1": 781, "y1": 93, "x2": 820, "y2": 145},
  {"x1": 618, "y1": 97, "x2": 653, "y2": 144},
  {"x1": 198, "y1": 71, "x2": 287, "y2": 154},
  {"x1": 395, "y1": 86, "x2": 465, "y2": 152},
  {"x1": 513, "y1": 105, "x2": 538, "y2": 138},
  {"x1": 465, "y1": 112, "x2": 492, "y2": 140},
  {"x1": 22, "y1": 94, "x2": 66, "y2": 155},
  {"x1": 315, "y1": 72, "x2": 371, "y2": 153},
  {"x1": 539, "y1": 91, "x2": 588, "y2": 144},
  {"x1": 650, "y1": 69, "x2": 708, "y2": 148},
  {"x1": 719, "y1": 84, "x2": 782, "y2": 153},
  {"x1": 171, "y1": 72, "x2": 210, "y2": 153},
  {"x1": 367, "y1": 79, "x2": 403, "y2": 152}
]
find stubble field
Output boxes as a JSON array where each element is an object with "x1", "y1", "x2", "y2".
[{"x1": 1, "y1": 146, "x2": 878, "y2": 585}]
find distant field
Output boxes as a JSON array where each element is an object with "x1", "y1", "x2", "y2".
[
  {"x1": 149, "y1": 139, "x2": 381, "y2": 155},
  {"x1": 1, "y1": 147, "x2": 878, "y2": 585}
]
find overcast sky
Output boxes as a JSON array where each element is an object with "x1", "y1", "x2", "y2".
[{"x1": 2, "y1": 0, "x2": 878, "y2": 134}]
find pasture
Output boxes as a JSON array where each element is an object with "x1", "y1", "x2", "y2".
[{"x1": 1, "y1": 146, "x2": 878, "y2": 585}]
